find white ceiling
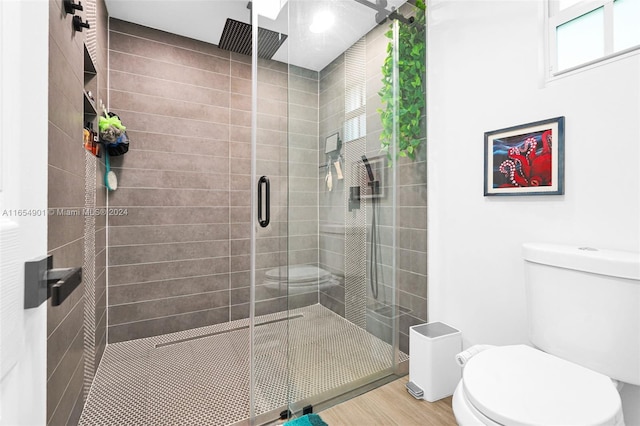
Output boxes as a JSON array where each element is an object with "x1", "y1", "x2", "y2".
[{"x1": 104, "y1": 0, "x2": 407, "y2": 71}]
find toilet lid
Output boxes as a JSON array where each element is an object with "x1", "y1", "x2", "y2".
[{"x1": 463, "y1": 345, "x2": 622, "y2": 426}]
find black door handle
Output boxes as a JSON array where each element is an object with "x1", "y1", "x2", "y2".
[
  {"x1": 24, "y1": 255, "x2": 82, "y2": 308},
  {"x1": 258, "y1": 176, "x2": 270, "y2": 228}
]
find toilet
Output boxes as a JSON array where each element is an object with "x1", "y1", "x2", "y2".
[
  {"x1": 263, "y1": 264, "x2": 338, "y2": 295},
  {"x1": 453, "y1": 243, "x2": 640, "y2": 426}
]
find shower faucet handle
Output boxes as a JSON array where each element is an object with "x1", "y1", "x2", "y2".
[{"x1": 349, "y1": 186, "x2": 361, "y2": 212}]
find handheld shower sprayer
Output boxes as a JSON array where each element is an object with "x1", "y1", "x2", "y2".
[
  {"x1": 361, "y1": 155, "x2": 380, "y2": 196},
  {"x1": 361, "y1": 155, "x2": 381, "y2": 300},
  {"x1": 361, "y1": 155, "x2": 375, "y2": 182}
]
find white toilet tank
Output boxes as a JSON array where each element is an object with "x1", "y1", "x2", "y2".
[{"x1": 523, "y1": 243, "x2": 640, "y2": 386}]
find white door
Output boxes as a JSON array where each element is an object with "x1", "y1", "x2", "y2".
[{"x1": 0, "y1": 0, "x2": 49, "y2": 424}]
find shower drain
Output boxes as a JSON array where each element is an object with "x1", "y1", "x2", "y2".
[{"x1": 155, "y1": 314, "x2": 304, "y2": 348}]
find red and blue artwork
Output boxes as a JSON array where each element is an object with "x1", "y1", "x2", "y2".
[{"x1": 493, "y1": 129, "x2": 552, "y2": 188}]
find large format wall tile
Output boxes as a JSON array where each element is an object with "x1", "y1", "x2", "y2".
[
  {"x1": 48, "y1": 0, "x2": 108, "y2": 423},
  {"x1": 108, "y1": 19, "x2": 320, "y2": 341}
]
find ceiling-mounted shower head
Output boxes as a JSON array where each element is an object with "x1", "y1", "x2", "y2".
[{"x1": 218, "y1": 18, "x2": 287, "y2": 60}]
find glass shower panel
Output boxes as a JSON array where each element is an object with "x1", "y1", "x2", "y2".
[
  {"x1": 250, "y1": 3, "x2": 291, "y2": 423},
  {"x1": 283, "y1": 0, "x2": 422, "y2": 418},
  {"x1": 250, "y1": 0, "x2": 424, "y2": 421}
]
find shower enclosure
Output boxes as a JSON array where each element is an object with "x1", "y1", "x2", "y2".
[{"x1": 80, "y1": 0, "x2": 426, "y2": 424}]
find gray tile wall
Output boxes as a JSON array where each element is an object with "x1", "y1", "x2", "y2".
[
  {"x1": 47, "y1": 0, "x2": 108, "y2": 424},
  {"x1": 280, "y1": 65, "x2": 320, "y2": 311},
  {"x1": 317, "y1": 10, "x2": 427, "y2": 354},
  {"x1": 107, "y1": 19, "x2": 234, "y2": 343},
  {"x1": 107, "y1": 20, "x2": 319, "y2": 342},
  {"x1": 93, "y1": 0, "x2": 108, "y2": 377}
]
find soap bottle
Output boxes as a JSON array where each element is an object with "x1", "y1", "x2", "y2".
[{"x1": 84, "y1": 122, "x2": 101, "y2": 157}]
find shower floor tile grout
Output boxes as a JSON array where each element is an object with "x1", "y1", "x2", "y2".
[{"x1": 79, "y1": 304, "x2": 408, "y2": 426}]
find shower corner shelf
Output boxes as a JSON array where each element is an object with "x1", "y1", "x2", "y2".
[
  {"x1": 84, "y1": 90, "x2": 97, "y2": 116},
  {"x1": 83, "y1": 43, "x2": 97, "y2": 120},
  {"x1": 83, "y1": 43, "x2": 96, "y2": 75},
  {"x1": 83, "y1": 42, "x2": 100, "y2": 158}
]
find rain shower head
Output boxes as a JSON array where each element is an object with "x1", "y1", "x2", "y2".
[{"x1": 218, "y1": 18, "x2": 287, "y2": 60}]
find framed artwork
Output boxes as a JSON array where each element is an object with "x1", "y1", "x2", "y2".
[{"x1": 484, "y1": 116, "x2": 565, "y2": 196}]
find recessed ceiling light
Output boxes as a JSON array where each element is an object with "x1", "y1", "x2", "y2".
[{"x1": 309, "y1": 10, "x2": 335, "y2": 34}]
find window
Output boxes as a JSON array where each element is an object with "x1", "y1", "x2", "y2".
[
  {"x1": 344, "y1": 83, "x2": 366, "y2": 142},
  {"x1": 344, "y1": 114, "x2": 366, "y2": 142},
  {"x1": 549, "y1": 0, "x2": 640, "y2": 74},
  {"x1": 613, "y1": 0, "x2": 640, "y2": 51}
]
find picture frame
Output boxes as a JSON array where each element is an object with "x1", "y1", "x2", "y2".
[{"x1": 484, "y1": 116, "x2": 565, "y2": 196}]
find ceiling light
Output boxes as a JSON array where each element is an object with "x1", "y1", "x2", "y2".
[{"x1": 309, "y1": 10, "x2": 335, "y2": 34}]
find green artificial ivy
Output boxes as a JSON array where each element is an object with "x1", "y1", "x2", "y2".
[{"x1": 378, "y1": 1, "x2": 426, "y2": 161}]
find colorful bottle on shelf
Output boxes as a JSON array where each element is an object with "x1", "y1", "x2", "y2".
[{"x1": 84, "y1": 122, "x2": 101, "y2": 157}]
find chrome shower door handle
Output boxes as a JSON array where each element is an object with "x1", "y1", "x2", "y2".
[{"x1": 257, "y1": 176, "x2": 270, "y2": 228}]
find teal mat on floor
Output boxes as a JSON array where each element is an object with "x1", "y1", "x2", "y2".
[{"x1": 284, "y1": 413, "x2": 328, "y2": 426}]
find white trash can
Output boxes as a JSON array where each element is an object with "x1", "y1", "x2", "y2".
[{"x1": 408, "y1": 322, "x2": 461, "y2": 402}]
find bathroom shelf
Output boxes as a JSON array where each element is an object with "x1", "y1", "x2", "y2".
[
  {"x1": 84, "y1": 90, "x2": 97, "y2": 117},
  {"x1": 83, "y1": 43, "x2": 96, "y2": 75},
  {"x1": 83, "y1": 42, "x2": 100, "y2": 157},
  {"x1": 83, "y1": 43, "x2": 97, "y2": 120}
]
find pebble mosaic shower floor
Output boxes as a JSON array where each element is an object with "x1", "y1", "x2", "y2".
[{"x1": 79, "y1": 304, "x2": 408, "y2": 425}]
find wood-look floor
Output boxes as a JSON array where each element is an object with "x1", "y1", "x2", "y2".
[{"x1": 320, "y1": 377, "x2": 457, "y2": 425}]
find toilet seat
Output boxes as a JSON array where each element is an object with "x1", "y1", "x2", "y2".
[{"x1": 462, "y1": 345, "x2": 624, "y2": 426}]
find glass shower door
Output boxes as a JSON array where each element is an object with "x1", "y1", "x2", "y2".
[
  {"x1": 251, "y1": 0, "x2": 423, "y2": 421},
  {"x1": 282, "y1": 0, "x2": 417, "y2": 418},
  {"x1": 250, "y1": 2, "x2": 291, "y2": 422}
]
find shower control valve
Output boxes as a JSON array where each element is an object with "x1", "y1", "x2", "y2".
[{"x1": 349, "y1": 186, "x2": 361, "y2": 212}]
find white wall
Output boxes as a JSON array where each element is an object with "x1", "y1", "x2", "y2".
[
  {"x1": 427, "y1": 0, "x2": 639, "y2": 422},
  {"x1": 0, "y1": 1, "x2": 48, "y2": 425}
]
